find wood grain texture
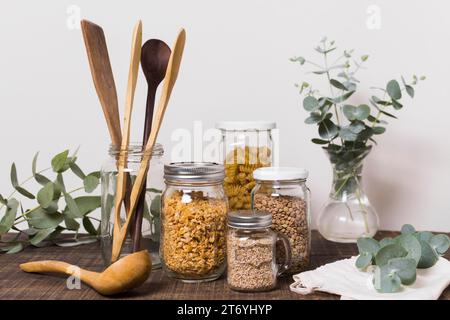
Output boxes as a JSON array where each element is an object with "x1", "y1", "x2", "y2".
[
  {"x1": 1, "y1": 231, "x2": 448, "y2": 300},
  {"x1": 80, "y1": 20, "x2": 122, "y2": 147}
]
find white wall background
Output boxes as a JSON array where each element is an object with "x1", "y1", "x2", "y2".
[{"x1": 0, "y1": 0, "x2": 449, "y2": 232}]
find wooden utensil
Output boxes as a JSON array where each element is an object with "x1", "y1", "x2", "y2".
[
  {"x1": 111, "y1": 20, "x2": 142, "y2": 260},
  {"x1": 131, "y1": 39, "x2": 171, "y2": 252},
  {"x1": 111, "y1": 29, "x2": 186, "y2": 262},
  {"x1": 81, "y1": 20, "x2": 122, "y2": 146},
  {"x1": 20, "y1": 250, "x2": 151, "y2": 296}
]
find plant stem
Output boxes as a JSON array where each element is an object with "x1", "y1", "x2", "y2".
[
  {"x1": 13, "y1": 186, "x2": 85, "y2": 223},
  {"x1": 0, "y1": 167, "x2": 52, "y2": 211}
]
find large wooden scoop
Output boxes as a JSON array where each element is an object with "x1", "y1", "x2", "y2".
[{"x1": 19, "y1": 250, "x2": 151, "y2": 296}]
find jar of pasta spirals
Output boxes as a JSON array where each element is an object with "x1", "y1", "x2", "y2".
[{"x1": 215, "y1": 121, "x2": 276, "y2": 211}]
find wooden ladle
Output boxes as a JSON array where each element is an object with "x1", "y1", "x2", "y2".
[
  {"x1": 131, "y1": 39, "x2": 171, "y2": 252},
  {"x1": 20, "y1": 250, "x2": 151, "y2": 296}
]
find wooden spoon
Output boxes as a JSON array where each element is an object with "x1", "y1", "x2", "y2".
[
  {"x1": 81, "y1": 20, "x2": 122, "y2": 146},
  {"x1": 111, "y1": 20, "x2": 142, "y2": 260},
  {"x1": 131, "y1": 39, "x2": 171, "y2": 252},
  {"x1": 111, "y1": 29, "x2": 186, "y2": 262},
  {"x1": 20, "y1": 250, "x2": 151, "y2": 296}
]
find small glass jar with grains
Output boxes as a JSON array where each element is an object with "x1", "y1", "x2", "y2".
[
  {"x1": 252, "y1": 167, "x2": 311, "y2": 273},
  {"x1": 161, "y1": 162, "x2": 228, "y2": 282},
  {"x1": 216, "y1": 121, "x2": 276, "y2": 211},
  {"x1": 227, "y1": 210, "x2": 292, "y2": 292}
]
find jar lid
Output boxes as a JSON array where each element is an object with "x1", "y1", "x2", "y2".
[
  {"x1": 228, "y1": 210, "x2": 272, "y2": 229},
  {"x1": 164, "y1": 162, "x2": 225, "y2": 183},
  {"x1": 253, "y1": 167, "x2": 309, "y2": 181},
  {"x1": 215, "y1": 121, "x2": 276, "y2": 131}
]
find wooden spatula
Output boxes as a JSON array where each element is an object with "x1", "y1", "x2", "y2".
[
  {"x1": 111, "y1": 20, "x2": 142, "y2": 260},
  {"x1": 81, "y1": 20, "x2": 122, "y2": 146},
  {"x1": 111, "y1": 29, "x2": 186, "y2": 262}
]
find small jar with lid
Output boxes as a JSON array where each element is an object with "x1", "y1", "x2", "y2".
[
  {"x1": 252, "y1": 167, "x2": 311, "y2": 273},
  {"x1": 227, "y1": 211, "x2": 292, "y2": 292},
  {"x1": 161, "y1": 162, "x2": 228, "y2": 282},
  {"x1": 216, "y1": 121, "x2": 276, "y2": 210}
]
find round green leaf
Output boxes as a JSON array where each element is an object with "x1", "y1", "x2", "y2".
[
  {"x1": 375, "y1": 244, "x2": 408, "y2": 266},
  {"x1": 386, "y1": 80, "x2": 402, "y2": 100},
  {"x1": 303, "y1": 96, "x2": 319, "y2": 111},
  {"x1": 354, "y1": 104, "x2": 370, "y2": 120},
  {"x1": 417, "y1": 240, "x2": 439, "y2": 269},
  {"x1": 37, "y1": 182, "x2": 55, "y2": 208},
  {"x1": 343, "y1": 105, "x2": 356, "y2": 121},
  {"x1": 0, "y1": 199, "x2": 19, "y2": 235},
  {"x1": 63, "y1": 196, "x2": 101, "y2": 219},
  {"x1": 357, "y1": 237, "x2": 380, "y2": 254},
  {"x1": 305, "y1": 113, "x2": 323, "y2": 124},
  {"x1": 396, "y1": 234, "x2": 421, "y2": 265},
  {"x1": 27, "y1": 208, "x2": 64, "y2": 229},
  {"x1": 355, "y1": 252, "x2": 373, "y2": 269},
  {"x1": 387, "y1": 258, "x2": 417, "y2": 285},
  {"x1": 374, "y1": 265, "x2": 402, "y2": 293},
  {"x1": 379, "y1": 237, "x2": 396, "y2": 248},
  {"x1": 429, "y1": 234, "x2": 450, "y2": 255},
  {"x1": 318, "y1": 119, "x2": 338, "y2": 140},
  {"x1": 401, "y1": 224, "x2": 416, "y2": 234},
  {"x1": 83, "y1": 175, "x2": 100, "y2": 193},
  {"x1": 415, "y1": 231, "x2": 433, "y2": 242},
  {"x1": 51, "y1": 150, "x2": 69, "y2": 173}
]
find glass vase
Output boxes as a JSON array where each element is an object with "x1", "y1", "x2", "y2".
[{"x1": 317, "y1": 146, "x2": 379, "y2": 243}]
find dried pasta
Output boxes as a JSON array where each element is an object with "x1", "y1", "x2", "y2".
[{"x1": 224, "y1": 146, "x2": 271, "y2": 210}]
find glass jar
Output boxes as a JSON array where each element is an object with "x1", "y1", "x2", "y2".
[
  {"x1": 100, "y1": 143, "x2": 164, "y2": 267},
  {"x1": 216, "y1": 121, "x2": 276, "y2": 210},
  {"x1": 252, "y1": 167, "x2": 311, "y2": 274},
  {"x1": 161, "y1": 162, "x2": 228, "y2": 282},
  {"x1": 227, "y1": 211, "x2": 291, "y2": 292}
]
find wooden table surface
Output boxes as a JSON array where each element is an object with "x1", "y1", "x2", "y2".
[{"x1": 0, "y1": 231, "x2": 448, "y2": 300}]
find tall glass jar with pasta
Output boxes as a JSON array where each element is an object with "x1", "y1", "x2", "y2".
[{"x1": 216, "y1": 122, "x2": 276, "y2": 210}]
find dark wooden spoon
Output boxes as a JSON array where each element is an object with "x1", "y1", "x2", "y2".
[{"x1": 131, "y1": 39, "x2": 171, "y2": 252}]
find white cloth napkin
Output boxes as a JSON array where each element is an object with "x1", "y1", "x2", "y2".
[{"x1": 290, "y1": 257, "x2": 450, "y2": 300}]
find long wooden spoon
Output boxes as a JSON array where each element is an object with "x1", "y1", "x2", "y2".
[
  {"x1": 131, "y1": 39, "x2": 171, "y2": 252},
  {"x1": 20, "y1": 250, "x2": 151, "y2": 296},
  {"x1": 81, "y1": 20, "x2": 122, "y2": 146},
  {"x1": 111, "y1": 20, "x2": 142, "y2": 259},
  {"x1": 111, "y1": 29, "x2": 186, "y2": 262}
]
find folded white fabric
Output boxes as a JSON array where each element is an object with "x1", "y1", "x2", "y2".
[{"x1": 290, "y1": 257, "x2": 450, "y2": 300}]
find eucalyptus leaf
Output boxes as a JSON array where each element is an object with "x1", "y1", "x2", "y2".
[
  {"x1": 355, "y1": 252, "x2": 372, "y2": 269},
  {"x1": 303, "y1": 96, "x2": 319, "y2": 111},
  {"x1": 63, "y1": 196, "x2": 101, "y2": 219},
  {"x1": 30, "y1": 228, "x2": 55, "y2": 246},
  {"x1": 375, "y1": 244, "x2": 408, "y2": 266},
  {"x1": 83, "y1": 175, "x2": 99, "y2": 193},
  {"x1": 37, "y1": 182, "x2": 54, "y2": 209},
  {"x1": 405, "y1": 85, "x2": 414, "y2": 98},
  {"x1": 386, "y1": 80, "x2": 402, "y2": 100},
  {"x1": 392, "y1": 99, "x2": 403, "y2": 110},
  {"x1": 150, "y1": 195, "x2": 161, "y2": 217},
  {"x1": 357, "y1": 237, "x2": 380, "y2": 254},
  {"x1": 0, "y1": 199, "x2": 19, "y2": 235},
  {"x1": 27, "y1": 208, "x2": 63, "y2": 229},
  {"x1": 35, "y1": 173, "x2": 51, "y2": 186},
  {"x1": 69, "y1": 162, "x2": 86, "y2": 180},
  {"x1": 387, "y1": 258, "x2": 417, "y2": 285},
  {"x1": 429, "y1": 234, "x2": 450, "y2": 255},
  {"x1": 10, "y1": 163, "x2": 19, "y2": 188},
  {"x1": 318, "y1": 119, "x2": 338, "y2": 140},
  {"x1": 396, "y1": 234, "x2": 421, "y2": 265},
  {"x1": 330, "y1": 79, "x2": 348, "y2": 91},
  {"x1": 311, "y1": 138, "x2": 329, "y2": 145},
  {"x1": 64, "y1": 192, "x2": 82, "y2": 218},
  {"x1": 32, "y1": 152, "x2": 39, "y2": 175},
  {"x1": 417, "y1": 240, "x2": 439, "y2": 269},
  {"x1": 82, "y1": 217, "x2": 98, "y2": 236},
  {"x1": 401, "y1": 224, "x2": 416, "y2": 234},
  {"x1": 372, "y1": 127, "x2": 386, "y2": 135},
  {"x1": 64, "y1": 217, "x2": 80, "y2": 231},
  {"x1": 374, "y1": 265, "x2": 402, "y2": 293},
  {"x1": 51, "y1": 150, "x2": 69, "y2": 173},
  {"x1": 5, "y1": 242, "x2": 24, "y2": 254},
  {"x1": 332, "y1": 91, "x2": 355, "y2": 103},
  {"x1": 15, "y1": 186, "x2": 35, "y2": 200},
  {"x1": 54, "y1": 238, "x2": 97, "y2": 247}
]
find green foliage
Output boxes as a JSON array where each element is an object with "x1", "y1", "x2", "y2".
[
  {"x1": 356, "y1": 224, "x2": 450, "y2": 293},
  {"x1": 291, "y1": 38, "x2": 425, "y2": 192},
  {"x1": 0, "y1": 149, "x2": 101, "y2": 253}
]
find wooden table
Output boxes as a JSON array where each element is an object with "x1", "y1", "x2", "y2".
[{"x1": 0, "y1": 231, "x2": 448, "y2": 300}]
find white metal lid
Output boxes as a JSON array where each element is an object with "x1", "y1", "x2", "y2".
[
  {"x1": 215, "y1": 121, "x2": 276, "y2": 131},
  {"x1": 253, "y1": 167, "x2": 309, "y2": 181}
]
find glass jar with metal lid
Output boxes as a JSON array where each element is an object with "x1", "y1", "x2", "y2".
[
  {"x1": 216, "y1": 121, "x2": 276, "y2": 211},
  {"x1": 227, "y1": 210, "x2": 292, "y2": 292},
  {"x1": 161, "y1": 162, "x2": 228, "y2": 282},
  {"x1": 251, "y1": 167, "x2": 311, "y2": 273}
]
